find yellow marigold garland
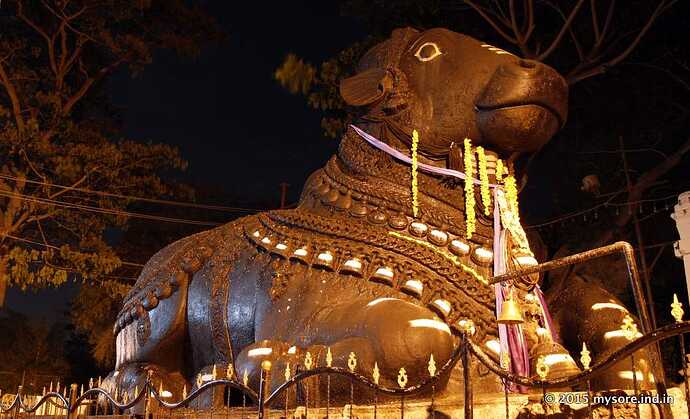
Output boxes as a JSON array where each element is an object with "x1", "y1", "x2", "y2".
[
  {"x1": 495, "y1": 159, "x2": 505, "y2": 184},
  {"x1": 476, "y1": 146, "x2": 491, "y2": 216},
  {"x1": 411, "y1": 129, "x2": 420, "y2": 218},
  {"x1": 463, "y1": 137, "x2": 476, "y2": 239},
  {"x1": 504, "y1": 174, "x2": 520, "y2": 224}
]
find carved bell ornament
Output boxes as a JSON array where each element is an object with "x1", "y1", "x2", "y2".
[{"x1": 497, "y1": 289, "x2": 525, "y2": 325}]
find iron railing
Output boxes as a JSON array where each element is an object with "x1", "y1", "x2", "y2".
[{"x1": 1, "y1": 241, "x2": 688, "y2": 418}]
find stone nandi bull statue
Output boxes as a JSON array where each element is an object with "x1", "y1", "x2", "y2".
[{"x1": 106, "y1": 27, "x2": 653, "y2": 404}]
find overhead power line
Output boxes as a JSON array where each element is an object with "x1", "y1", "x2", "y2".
[
  {"x1": 0, "y1": 173, "x2": 262, "y2": 213},
  {"x1": 2, "y1": 233, "x2": 145, "y2": 268},
  {"x1": 0, "y1": 190, "x2": 223, "y2": 227}
]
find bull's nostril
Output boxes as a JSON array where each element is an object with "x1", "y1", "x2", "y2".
[{"x1": 518, "y1": 59, "x2": 536, "y2": 69}]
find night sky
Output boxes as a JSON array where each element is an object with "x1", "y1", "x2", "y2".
[{"x1": 6, "y1": 1, "x2": 366, "y2": 321}]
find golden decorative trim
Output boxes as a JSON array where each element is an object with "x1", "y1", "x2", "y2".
[{"x1": 388, "y1": 231, "x2": 488, "y2": 285}]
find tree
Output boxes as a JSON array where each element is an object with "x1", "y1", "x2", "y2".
[
  {"x1": 0, "y1": 310, "x2": 71, "y2": 394},
  {"x1": 0, "y1": 0, "x2": 221, "y2": 362}
]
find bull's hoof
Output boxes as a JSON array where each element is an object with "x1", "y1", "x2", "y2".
[{"x1": 100, "y1": 363, "x2": 188, "y2": 415}]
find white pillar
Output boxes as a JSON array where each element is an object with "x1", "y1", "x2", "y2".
[{"x1": 672, "y1": 191, "x2": 690, "y2": 303}]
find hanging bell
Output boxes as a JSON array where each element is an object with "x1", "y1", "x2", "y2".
[{"x1": 498, "y1": 291, "x2": 525, "y2": 325}]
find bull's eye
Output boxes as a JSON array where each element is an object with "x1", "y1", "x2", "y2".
[{"x1": 415, "y1": 42, "x2": 442, "y2": 62}]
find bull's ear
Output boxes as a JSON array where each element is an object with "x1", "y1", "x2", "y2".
[{"x1": 339, "y1": 68, "x2": 390, "y2": 106}]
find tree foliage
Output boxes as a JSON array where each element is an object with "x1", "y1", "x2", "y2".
[{"x1": 0, "y1": 0, "x2": 221, "y2": 364}]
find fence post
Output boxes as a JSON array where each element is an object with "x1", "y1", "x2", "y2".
[
  {"x1": 13, "y1": 386, "x2": 22, "y2": 419},
  {"x1": 461, "y1": 335, "x2": 473, "y2": 419},
  {"x1": 258, "y1": 360, "x2": 272, "y2": 419},
  {"x1": 68, "y1": 384, "x2": 77, "y2": 419},
  {"x1": 144, "y1": 371, "x2": 152, "y2": 419}
]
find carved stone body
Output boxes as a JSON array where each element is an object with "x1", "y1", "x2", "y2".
[{"x1": 105, "y1": 27, "x2": 651, "y2": 402}]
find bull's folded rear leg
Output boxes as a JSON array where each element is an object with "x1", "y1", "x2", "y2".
[{"x1": 242, "y1": 296, "x2": 454, "y2": 404}]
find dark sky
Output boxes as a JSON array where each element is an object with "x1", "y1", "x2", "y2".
[
  {"x1": 5, "y1": 0, "x2": 366, "y2": 321},
  {"x1": 111, "y1": 0, "x2": 364, "y2": 205}
]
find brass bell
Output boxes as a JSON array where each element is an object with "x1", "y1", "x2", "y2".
[{"x1": 498, "y1": 291, "x2": 524, "y2": 325}]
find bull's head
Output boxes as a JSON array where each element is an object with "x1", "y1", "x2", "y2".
[{"x1": 340, "y1": 27, "x2": 568, "y2": 158}]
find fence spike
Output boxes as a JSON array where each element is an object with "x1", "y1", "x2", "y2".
[
  {"x1": 226, "y1": 362, "x2": 234, "y2": 379},
  {"x1": 243, "y1": 369, "x2": 249, "y2": 386},
  {"x1": 499, "y1": 350, "x2": 511, "y2": 370},
  {"x1": 672, "y1": 293, "x2": 684, "y2": 323},
  {"x1": 580, "y1": 342, "x2": 592, "y2": 370},
  {"x1": 304, "y1": 351, "x2": 314, "y2": 370},
  {"x1": 326, "y1": 347, "x2": 333, "y2": 367},
  {"x1": 212, "y1": 364, "x2": 217, "y2": 380},
  {"x1": 372, "y1": 362, "x2": 380, "y2": 385},
  {"x1": 536, "y1": 355, "x2": 549, "y2": 380},
  {"x1": 89, "y1": 377, "x2": 93, "y2": 389},
  {"x1": 428, "y1": 354, "x2": 437, "y2": 377},
  {"x1": 284, "y1": 362, "x2": 291, "y2": 382},
  {"x1": 621, "y1": 315, "x2": 639, "y2": 341},
  {"x1": 56, "y1": 381, "x2": 60, "y2": 393},
  {"x1": 348, "y1": 352, "x2": 357, "y2": 372},
  {"x1": 397, "y1": 367, "x2": 408, "y2": 389},
  {"x1": 80, "y1": 383, "x2": 84, "y2": 396},
  {"x1": 98, "y1": 376, "x2": 102, "y2": 388},
  {"x1": 135, "y1": 385, "x2": 139, "y2": 398},
  {"x1": 182, "y1": 384, "x2": 187, "y2": 399},
  {"x1": 196, "y1": 373, "x2": 202, "y2": 388},
  {"x1": 49, "y1": 381, "x2": 53, "y2": 392}
]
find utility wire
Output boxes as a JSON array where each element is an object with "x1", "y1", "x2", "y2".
[
  {"x1": 2, "y1": 233, "x2": 145, "y2": 268},
  {"x1": 526, "y1": 193, "x2": 678, "y2": 229},
  {"x1": 0, "y1": 190, "x2": 223, "y2": 226},
  {"x1": 0, "y1": 173, "x2": 262, "y2": 213}
]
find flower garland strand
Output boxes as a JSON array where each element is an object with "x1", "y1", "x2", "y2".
[
  {"x1": 496, "y1": 159, "x2": 505, "y2": 184},
  {"x1": 411, "y1": 129, "x2": 420, "y2": 218},
  {"x1": 504, "y1": 174, "x2": 520, "y2": 224},
  {"x1": 476, "y1": 146, "x2": 491, "y2": 216},
  {"x1": 463, "y1": 137, "x2": 476, "y2": 239}
]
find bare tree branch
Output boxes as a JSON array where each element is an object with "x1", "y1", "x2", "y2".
[
  {"x1": 537, "y1": 0, "x2": 586, "y2": 61},
  {"x1": 590, "y1": 0, "x2": 601, "y2": 43},
  {"x1": 61, "y1": 58, "x2": 126, "y2": 116},
  {"x1": 595, "y1": 136, "x2": 690, "y2": 246},
  {"x1": 568, "y1": 0, "x2": 677, "y2": 84},
  {"x1": 0, "y1": 60, "x2": 25, "y2": 133},
  {"x1": 464, "y1": 0, "x2": 518, "y2": 44}
]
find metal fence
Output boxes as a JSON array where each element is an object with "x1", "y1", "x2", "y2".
[{"x1": 1, "y1": 241, "x2": 689, "y2": 418}]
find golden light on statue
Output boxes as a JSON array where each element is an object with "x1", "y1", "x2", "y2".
[{"x1": 497, "y1": 290, "x2": 524, "y2": 325}]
